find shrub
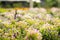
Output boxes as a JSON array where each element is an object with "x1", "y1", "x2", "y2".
[{"x1": 40, "y1": 23, "x2": 59, "y2": 40}]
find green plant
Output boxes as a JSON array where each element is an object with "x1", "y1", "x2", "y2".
[
  {"x1": 40, "y1": 25, "x2": 59, "y2": 40},
  {"x1": 43, "y1": 0, "x2": 57, "y2": 8},
  {"x1": 0, "y1": 8, "x2": 8, "y2": 13}
]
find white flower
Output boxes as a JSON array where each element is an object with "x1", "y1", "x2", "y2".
[
  {"x1": 39, "y1": 8, "x2": 47, "y2": 13},
  {"x1": 51, "y1": 7, "x2": 59, "y2": 13},
  {"x1": 45, "y1": 14, "x2": 53, "y2": 21},
  {"x1": 23, "y1": 14, "x2": 32, "y2": 19},
  {"x1": 35, "y1": 13, "x2": 42, "y2": 19}
]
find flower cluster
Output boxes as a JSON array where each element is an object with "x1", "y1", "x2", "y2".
[{"x1": 0, "y1": 8, "x2": 60, "y2": 40}]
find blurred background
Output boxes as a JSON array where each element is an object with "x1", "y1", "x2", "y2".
[{"x1": 0, "y1": 0, "x2": 60, "y2": 8}]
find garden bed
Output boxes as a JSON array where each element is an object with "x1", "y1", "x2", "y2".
[{"x1": 0, "y1": 8, "x2": 60, "y2": 40}]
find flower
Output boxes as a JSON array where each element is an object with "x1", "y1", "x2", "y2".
[{"x1": 25, "y1": 27, "x2": 42, "y2": 40}]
